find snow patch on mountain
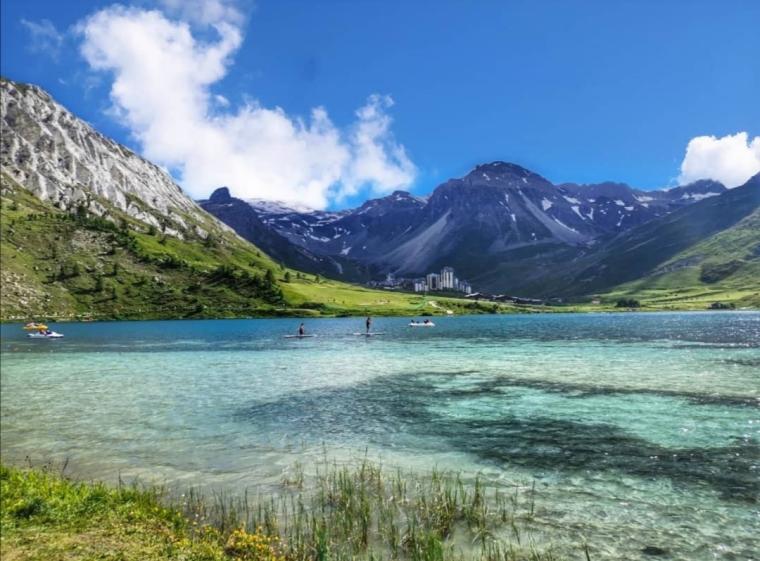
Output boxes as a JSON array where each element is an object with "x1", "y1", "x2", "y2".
[
  {"x1": 553, "y1": 217, "x2": 579, "y2": 233},
  {"x1": 681, "y1": 192, "x2": 721, "y2": 202},
  {"x1": 247, "y1": 198, "x2": 316, "y2": 214}
]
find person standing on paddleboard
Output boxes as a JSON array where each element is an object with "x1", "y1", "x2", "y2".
[
  {"x1": 365, "y1": 316, "x2": 372, "y2": 334},
  {"x1": 298, "y1": 323, "x2": 305, "y2": 336}
]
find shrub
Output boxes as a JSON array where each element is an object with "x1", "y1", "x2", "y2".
[{"x1": 616, "y1": 298, "x2": 640, "y2": 308}]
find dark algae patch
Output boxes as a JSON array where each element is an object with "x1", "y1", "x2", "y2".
[
  {"x1": 641, "y1": 545, "x2": 669, "y2": 556},
  {"x1": 237, "y1": 371, "x2": 760, "y2": 503}
]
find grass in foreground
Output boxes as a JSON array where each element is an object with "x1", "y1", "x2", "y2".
[{"x1": 0, "y1": 460, "x2": 570, "y2": 561}]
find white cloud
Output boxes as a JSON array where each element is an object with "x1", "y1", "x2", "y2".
[
  {"x1": 21, "y1": 18, "x2": 65, "y2": 59},
  {"x1": 157, "y1": 0, "x2": 244, "y2": 27},
  {"x1": 76, "y1": 2, "x2": 415, "y2": 209},
  {"x1": 678, "y1": 132, "x2": 760, "y2": 188}
]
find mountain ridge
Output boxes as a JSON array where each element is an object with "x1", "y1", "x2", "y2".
[{"x1": 213, "y1": 160, "x2": 738, "y2": 295}]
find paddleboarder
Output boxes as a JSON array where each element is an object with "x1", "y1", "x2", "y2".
[
  {"x1": 298, "y1": 323, "x2": 305, "y2": 337},
  {"x1": 365, "y1": 316, "x2": 372, "y2": 334}
]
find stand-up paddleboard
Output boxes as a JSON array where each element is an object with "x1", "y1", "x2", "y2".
[
  {"x1": 284, "y1": 334, "x2": 317, "y2": 339},
  {"x1": 353, "y1": 332, "x2": 385, "y2": 336}
]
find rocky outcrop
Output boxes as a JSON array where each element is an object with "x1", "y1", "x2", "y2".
[
  {"x1": 198, "y1": 187, "x2": 371, "y2": 280},
  {"x1": 1, "y1": 78, "x2": 210, "y2": 237}
]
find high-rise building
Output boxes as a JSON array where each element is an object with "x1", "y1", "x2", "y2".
[
  {"x1": 441, "y1": 267, "x2": 456, "y2": 290},
  {"x1": 426, "y1": 273, "x2": 440, "y2": 291},
  {"x1": 413, "y1": 279, "x2": 427, "y2": 293}
]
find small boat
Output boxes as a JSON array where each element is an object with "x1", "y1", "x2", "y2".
[
  {"x1": 27, "y1": 331, "x2": 64, "y2": 339},
  {"x1": 409, "y1": 321, "x2": 435, "y2": 327}
]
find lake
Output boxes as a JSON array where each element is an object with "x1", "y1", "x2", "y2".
[{"x1": 1, "y1": 313, "x2": 758, "y2": 560}]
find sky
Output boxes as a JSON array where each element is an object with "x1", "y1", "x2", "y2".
[{"x1": 2, "y1": 0, "x2": 759, "y2": 210}]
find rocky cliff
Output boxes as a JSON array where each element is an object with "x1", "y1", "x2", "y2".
[{"x1": 1, "y1": 77, "x2": 213, "y2": 238}]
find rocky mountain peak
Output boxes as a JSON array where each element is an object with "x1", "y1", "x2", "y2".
[
  {"x1": 209, "y1": 187, "x2": 233, "y2": 203},
  {"x1": 665, "y1": 179, "x2": 727, "y2": 203},
  {"x1": 463, "y1": 161, "x2": 553, "y2": 193},
  {"x1": 471, "y1": 161, "x2": 534, "y2": 177}
]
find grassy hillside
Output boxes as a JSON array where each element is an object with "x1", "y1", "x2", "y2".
[
  {"x1": 474, "y1": 180, "x2": 760, "y2": 309},
  {"x1": 0, "y1": 177, "x2": 499, "y2": 321},
  {"x1": 601, "y1": 207, "x2": 760, "y2": 309},
  {"x1": 569, "y1": 179, "x2": 759, "y2": 298}
]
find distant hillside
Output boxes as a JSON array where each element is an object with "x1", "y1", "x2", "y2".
[
  {"x1": 603, "y1": 180, "x2": 760, "y2": 308},
  {"x1": 564, "y1": 175, "x2": 760, "y2": 296}
]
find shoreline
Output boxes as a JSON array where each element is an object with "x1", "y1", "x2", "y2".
[
  {"x1": 2, "y1": 305, "x2": 757, "y2": 325},
  {"x1": 1, "y1": 459, "x2": 570, "y2": 561}
]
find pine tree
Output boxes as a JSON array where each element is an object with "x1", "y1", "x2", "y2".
[{"x1": 265, "y1": 269, "x2": 276, "y2": 286}]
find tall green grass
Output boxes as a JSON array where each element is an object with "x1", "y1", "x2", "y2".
[
  {"x1": 1, "y1": 458, "x2": 570, "y2": 561},
  {"x1": 174, "y1": 457, "x2": 561, "y2": 561}
]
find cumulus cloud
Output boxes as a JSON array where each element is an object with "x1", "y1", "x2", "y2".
[
  {"x1": 157, "y1": 0, "x2": 244, "y2": 27},
  {"x1": 679, "y1": 132, "x2": 760, "y2": 188},
  {"x1": 76, "y1": 1, "x2": 415, "y2": 209},
  {"x1": 21, "y1": 18, "x2": 65, "y2": 59}
]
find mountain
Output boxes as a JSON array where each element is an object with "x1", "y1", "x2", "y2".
[
  {"x1": 1, "y1": 77, "x2": 472, "y2": 320},
  {"x1": 473, "y1": 174, "x2": 759, "y2": 300},
  {"x1": 208, "y1": 161, "x2": 733, "y2": 294},
  {"x1": 562, "y1": 175, "x2": 759, "y2": 295},
  {"x1": 592, "y1": 175, "x2": 760, "y2": 307}
]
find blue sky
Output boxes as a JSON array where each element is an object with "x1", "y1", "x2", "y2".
[{"x1": 2, "y1": 0, "x2": 759, "y2": 209}]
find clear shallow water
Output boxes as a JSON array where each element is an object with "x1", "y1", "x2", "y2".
[{"x1": 1, "y1": 313, "x2": 758, "y2": 560}]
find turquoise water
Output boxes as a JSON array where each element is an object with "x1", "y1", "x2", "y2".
[{"x1": 1, "y1": 313, "x2": 758, "y2": 559}]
